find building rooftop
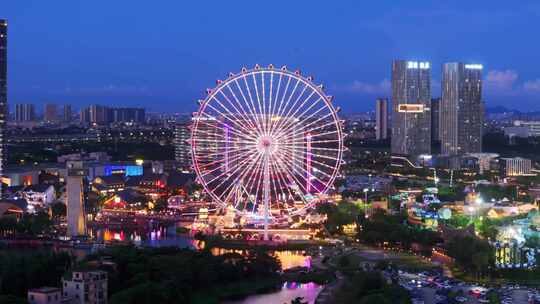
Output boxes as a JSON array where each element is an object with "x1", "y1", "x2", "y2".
[
  {"x1": 24, "y1": 184, "x2": 54, "y2": 193},
  {"x1": 28, "y1": 287, "x2": 61, "y2": 294}
]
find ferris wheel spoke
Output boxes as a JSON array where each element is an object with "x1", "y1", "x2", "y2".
[
  {"x1": 283, "y1": 142, "x2": 334, "y2": 177},
  {"x1": 200, "y1": 160, "x2": 254, "y2": 190},
  {"x1": 261, "y1": 71, "x2": 268, "y2": 133},
  {"x1": 232, "y1": 78, "x2": 265, "y2": 135},
  {"x1": 278, "y1": 153, "x2": 326, "y2": 195},
  {"x1": 222, "y1": 151, "x2": 264, "y2": 210},
  {"x1": 268, "y1": 160, "x2": 280, "y2": 205},
  {"x1": 280, "y1": 145, "x2": 342, "y2": 152},
  {"x1": 269, "y1": 155, "x2": 296, "y2": 202},
  {"x1": 278, "y1": 144, "x2": 334, "y2": 186},
  {"x1": 217, "y1": 155, "x2": 262, "y2": 209},
  {"x1": 271, "y1": 85, "x2": 315, "y2": 136},
  {"x1": 197, "y1": 115, "x2": 255, "y2": 142},
  {"x1": 209, "y1": 152, "x2": 261, "y2": 200},
  {"x1": 272, "y1": 74, "x2": 293, "y2": 126},
  {"x1": 279, "y1": 147, "x2": 337, "y2": 178},
  {"x1": 212, "y1": 91, "x2": 245, "y2": 122},
  {"x1": 195, "y1": 144, "x2": 254, "y2": 159},
  {"x1": 280, "y1": 129, "x2": 340, "y2": 143},
  {"x1": 273, "y1": 76, "x2": 301, "y2": 129},
  {"x1": 217, "y1": 88, "x2": 258, "y2": 132},
  {"x1": 223, "y1": 83, "x2": 258, "y2": 130},
  {"x1": 241, "y1": 74, "x2": 266, "y2": 136},
  {"x1": 278, "y1": 144, "x2": 341, "y2": 164},
  {"x1": 270, "y1": 81, "x2": 309, "y2": 137},
  {"x1": 269, "y1": 71, "x2": 284, "y2": 133},
  {"x1": 269, "y1": 154, "x2": 294, "y2": 203},
  {"x1": 192, "y1": 126, "x2": 256, "y2": 145},
  {"x1": 204, "y1": 151, "x2": 258, "y2": 187},
  {"x1": 273, "y1": 104, "x2": 327, "y2": 140},
  {"x1": 300, "y1": 120, "x2": 341, "y2": 136},
  {"x1": 272, "y1": 93, "x2": 322, "y2": 135},
  {"x1": 203, "y1": 102, "x2": 259, "y2": 141},
  {"x1": 272, "y1": 151, "x2": 312, "y2": 195},
  {"x1": 241, "y1": 153, "x2": 265, "y2": 213},
  {"x1": 274, "y1": 111, "x2": 335, "y2": 141},
  {"x1": 267, "y1": 71, "x2": 275, "y2": 133},
  {"x1": 196, "y1": 147, "x2": 256, "y2": 175},
  {"x1": 250, "y1": 72, "x2": 265, "y2": 133}
]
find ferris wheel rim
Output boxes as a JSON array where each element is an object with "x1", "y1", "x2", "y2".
[{"x1": 190, "y1": 65, "x2": 344, "y2": 214}]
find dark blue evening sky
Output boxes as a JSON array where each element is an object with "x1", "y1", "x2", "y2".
[{"x1": 3, "y1": 0, "x2": 540, "y2": 112}]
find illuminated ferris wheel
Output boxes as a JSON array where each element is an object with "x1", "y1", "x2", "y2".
[{"x1": 191, "y1": 64, "x2": 344, "y2": 239}]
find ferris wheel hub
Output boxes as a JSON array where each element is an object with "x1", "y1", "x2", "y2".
[{"x1": 257, "y1": 135, "x2": 277, "y2": 154}]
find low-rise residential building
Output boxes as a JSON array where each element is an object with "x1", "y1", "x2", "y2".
[
  {"x1": 28, "y1": 287, "x2": 62, "y2": 304},
  {"x1": 62, "y1": 270, "x2": 108, "y2": 304}
]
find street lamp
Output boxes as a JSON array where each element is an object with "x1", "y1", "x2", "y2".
[
  {"x1": 475, "y1": 196, "x2": 483, "y2": 205},
  {"x1": 468, "y1": 206, "x2": 475, "y2": 221}
]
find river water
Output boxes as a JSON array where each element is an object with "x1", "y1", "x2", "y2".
[
  {"x1": 224, "y1": 282, "x2": 323, "y2": 304},
  {"x1": 89, "y1": 226, "x2": 324, "y2": 304}
]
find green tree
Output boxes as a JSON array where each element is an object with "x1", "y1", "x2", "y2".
[
  {"x1": 50, "y1": 201, "x2": 67, "y2": 218},
  {"x1": 0, "y1": 295, "x2": 27, "y2": 304}
]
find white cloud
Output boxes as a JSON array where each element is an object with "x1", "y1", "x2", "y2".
[
  {"x1": 484, "y1": 70, "x2": 518, "y2": 91},
  {"x1": 336, "y1": 79, "x2": 390, "y2": 94},
  {"x1": 523, "y1": 79, "x2": 540, "y2": 92}
]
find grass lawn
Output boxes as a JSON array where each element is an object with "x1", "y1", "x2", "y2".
[{"x1": 330, "y1": 245, "x2": 438, "y2": 272}]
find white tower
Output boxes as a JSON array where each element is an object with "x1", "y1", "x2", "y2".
[{"x1": 66, "y1": 161, "x2": 87, "y2": 237}]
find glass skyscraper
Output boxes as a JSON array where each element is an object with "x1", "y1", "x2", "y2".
[
  {"x1": 0, "y1": 20, "x2": 7, "y2": 195},
  {"x1": 391, "y1": 60, "x2": 432, "y2": 160},
  {"x1": 440, "y1": 63, "x2": 483, "y2": 156}
]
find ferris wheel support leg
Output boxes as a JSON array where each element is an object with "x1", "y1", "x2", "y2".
[{"x1": 263, "y1": 152, "x2": 270, "y2": 241}]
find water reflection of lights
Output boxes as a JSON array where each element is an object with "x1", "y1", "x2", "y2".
[
  {"x1": 282, "y1": 282, "x2": 319, "y2": 290},
  {"x1": 209, "y1": 248, "x2": 311, "y2": 271}
]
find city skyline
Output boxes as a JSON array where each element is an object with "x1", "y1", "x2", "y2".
[
  {"x1": 2, "y1": 1, "x2": 540, "y2": 112},
  {"x1": 1, "y1": 3, "x2": 540, "y2": 303}
]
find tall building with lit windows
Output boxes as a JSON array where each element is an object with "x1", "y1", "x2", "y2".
[
  {"x1": 0, "y1": 19, "x2": 7, "y2": 196},
  {"x1": 375, "y1": 98, "x2": 388, "y2": 140},
  {"x1": 440, "y1": 63, "x2": 483, "y2": 156},
  {"x1": 15, "y1": 103, "x2": 36, "y2": 122},
  {"x1": 391, "y1": 60, "x2": 432, "y2": 160},
  {"x1": 174, "y1": 121, "x2": 191, "y2": 168}
]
